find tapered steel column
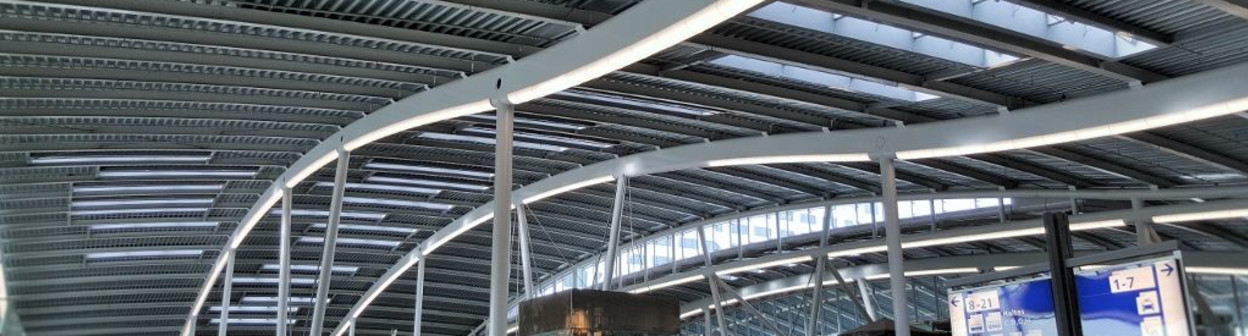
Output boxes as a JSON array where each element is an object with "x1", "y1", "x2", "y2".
[
  {"x1": 488, "y1": 103, "x2": 515, "y2": 336},
  {"x1": 857, "y1": 280, "x2": 878, "y2": 321},
  {"x1": 348, "y1": 319, "x2": 356, "y2": 336},
  {"x1": 516, "y1": 204, "x2": 535, "y2": 297},
  {"x1": 277, "y1": 187, "x2": 292, "y2": 336},
  {"x1": 218, "y1": 249, "x2": 235, "y2": 336},
  {"x1": 413, "y1": 259, "x2": 426, "y2": 336},
  {"x1": 697, "y1": 228, "x2": 727, "y2": 335},
  {"x1": 310, "y1": 149, "x2": 349, "y2": 336},
  {"x1": 601, "y1": 175, "x2": 627, "y2": 290},
  {"x1": 879, "y1": 157, "x2": 910, "y2": 336},
  {"x1": 807, "y1": 206, "x2": 833, "y2": 336}
]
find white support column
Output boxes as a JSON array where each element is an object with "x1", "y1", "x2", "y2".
[
  {"x1": 515, "y1": 204, "x2": 535, "y2": 298},
  {"x1": 697, "y1": 227, "x2": 727, "y2": 336},
  {"x1": 488, "y1": 102, "x2": 515, "y2": 336},
  {"x1": 1132, "y1": 198, "x2": 1159, "y2": 244},
  {"x1": 277, "y1": 186, "x2": 292, "y2": 336},
  {"x1": 601, "y1": 175, "x2": 627, "y2": 291},
  {"x1": 218, "y1": 249, "x2": 235, "y2": 336},
  {"x1": 807, "y1": 206, "x2": 833, "y2": 336},
  {"x1": 348, "y1": 318, "x2": 356, "y2": 336},
  {"x1": 311, "y1": 149, "x2": 349, "y2": 336},
  {"x1": 856, "y1": 280, "x2": 878, "y2": 321},
  {"x1": 878, "y1": 157, "x2": 910, "y2": 336},
  {"x1": 413, "y1": 259, "x2": 426, "y2": 336},
  {"x1": 928, "y1": 198, "x2": 937, "y2": 231}
]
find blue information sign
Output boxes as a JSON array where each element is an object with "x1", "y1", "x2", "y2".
[
  {"x1": 950, "y1": 277, "x2": 1059, "y2": 336},
  {"x1": 1074, "y1": 256, "x2": 1193, "y2": 336}
]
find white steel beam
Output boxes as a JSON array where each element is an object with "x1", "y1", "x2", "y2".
[
  {"x1": 488, "y1": 102, "x2": 515, "y2": 336},
  {"x1": 277, "y1": 187, "x2": 292, "y2": 336},
  {"x1": 310, "y1": 149, "x2": 350, "y2": 336},
  {"x1": 176, "y1": 2, "x2": 765, "y2": 335},
  {"x1": 515, "y1": 204, "x2": 535, "y2": 298},
  {"x1": 601, "y1": 176, "x2": 627, "y2": 291}
]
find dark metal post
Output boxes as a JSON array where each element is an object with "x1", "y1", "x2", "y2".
[{"x1": 1044, "y1": 212, "x2": 1083, "y2": 336}]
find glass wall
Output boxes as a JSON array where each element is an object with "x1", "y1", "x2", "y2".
[{"x1": 520, "y1": 198, "x2": 1011, "y2": 304}]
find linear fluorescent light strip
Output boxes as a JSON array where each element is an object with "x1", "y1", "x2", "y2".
[
  {"x1": 315, "y1": 182, "x2": 442, "y2": 195},
  {"x1": 715, "y1": 256, "x2": 811, "y2": 276},
  {"x1": 73, "y1": 184, "x2": 224, "y2": 194},
  {"x1": 471, "y1": 114, "x2": 589, "y2": 131},
  {"x1": 628, "y1": 275, "x2": 703, "y2": 294},
  {"x1": 364, "y1": 162, "x2": 494, "y2": 179},
  {"x1": 706, "y1": 154, "x2": 872, "y2": 167},
  {"x1": 73, "y1": 198, "x2": 215, "y2": 208},
  {"x1": 274, "y1": 209, "x2": 387, "y2": 220},
  {"x1": 297, "y1": 236, "x2": 401, "y2": 248},
  {"x1": 240, "y1": 296, "x2": 316, "y2": 304},
  {"x1": 86, "y1": 249, "x2": 203, "y2": 260},
  {"x1": 31, "y1": 155, "x2": 209, "y2": 164},
  {"x1": 73, "y1": 208, "x2": 210, "y2": 216},
  {"x1": 1186, "y1": 267, "x2": 1248, "y2": 276},
  {"x1": 342, "y1": 196, "x2": 454, "y2": 211},
  {"x1": 419, "y1": 132, "x2": 570, "y2": 152},
  {"x1": 261, "y1": 264, "x2": 358, "y2": 274},
  {"x1": 522, "y1": 175, "x2": 615, "y2": 204},
  {"x1": 89, "y1": 222, "x2": 218, "y2": 231},
  {"x1": 210, "y1": 318, "x2": 297, "y2": 325},
  {"x1": 1152, "y1": 208, "x2": 1248, "y2": 223},
  {"x1": 98, "y1": 170, "x2": 256, "y2": 178},
  {"x1": 232, "y1": 277, "x2": 316, "y2": 285},
  {"x1": 897, "y1": 97, "x2": 1248, "y2": 160},
  {"x1": 463, "y1": 127, "x2": 613, "y2": 149},
  {"x1": 210, "y1": 306, "x2": 298, "y2": 312},
  {"x1": 312, "y1": 223, "x2": 417, "y2": 235},
  {"x1": 366, "y1": 176, "x2": 489, "y2": 192},
  {"x1": 862, "y1": 268, "x2": 979, "y2": 280},
  {"x1": 556, "y1": 90, "x2": 715, "y2": 116}
]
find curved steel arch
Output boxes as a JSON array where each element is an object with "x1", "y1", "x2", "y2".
[
  {"x1": 342, "y1": 60, "x2": 1248, "y2": 333},
  {"x1": 179, "y1": 1, "x2": 767, "y2": 335}
]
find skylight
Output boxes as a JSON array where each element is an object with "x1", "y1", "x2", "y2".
[
  {"x1": 418, "y1": 132, "x2": 570, "y2": 152},
  {"x1": 30, "y1": 154, "x2": 209, "y2": 165},
  {"x1": 232, "y1": 277, "x2": 316, "y2": 286},
  {"x1": 461, "y1": 127, "x2": 614, "y2": 150},
  {"x1": 365, "y1": 175, "x2": 489, "y2": 192},
  {"x1": 749, "y1": 2, "x2": 1019, "y2": 67},
  {"x1": 342, "y1": 196, "x2": 455, "y2": 211},
  {"x1": 297, "y1": 236, "x2": 402, "y2": 248},
  {"x1": 899, "y1": 0, "x2": 1156, "y2": 58},
  {"x1": 260, "y1": 264, "x2": 359, "y2": 274},
  {"x1": 710, "y1": 55, "x2": 940, "y2": 102},
  {"x1": 272, "y1": 209, "x2": 387, "y2": 221},
  {"x1": 364, "y1": 162, "x2": 494, "y2": 179},
  {"x1": 89, "y1": 222, "x2": 218, "y2": 231},
  {"x1": 86, "y1": 249, "x2": 203, "y2": 261},
  {"x1": 72, "y1": 184, "x2": 224, "y2": 194},
  {"x1": 312, "y1": 223, "x2": 418, "y2": 235},
  {"x1": 314, "y1": 181, "x2": 442, "y2": 195},
  {"x1": 556, "y1": 90, "x2": 716, "y2": 116},
  {"x1": 97, "y1": 169, "x2": 256, "y2": 179}
]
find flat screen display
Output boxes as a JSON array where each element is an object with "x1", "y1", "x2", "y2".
[
  {"x1": 949, "y1": 277, "x2": 1059, "y2": 336},
  {"x1": 1074, "y1": 257, "x2": 1192, "y2": 336}
]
